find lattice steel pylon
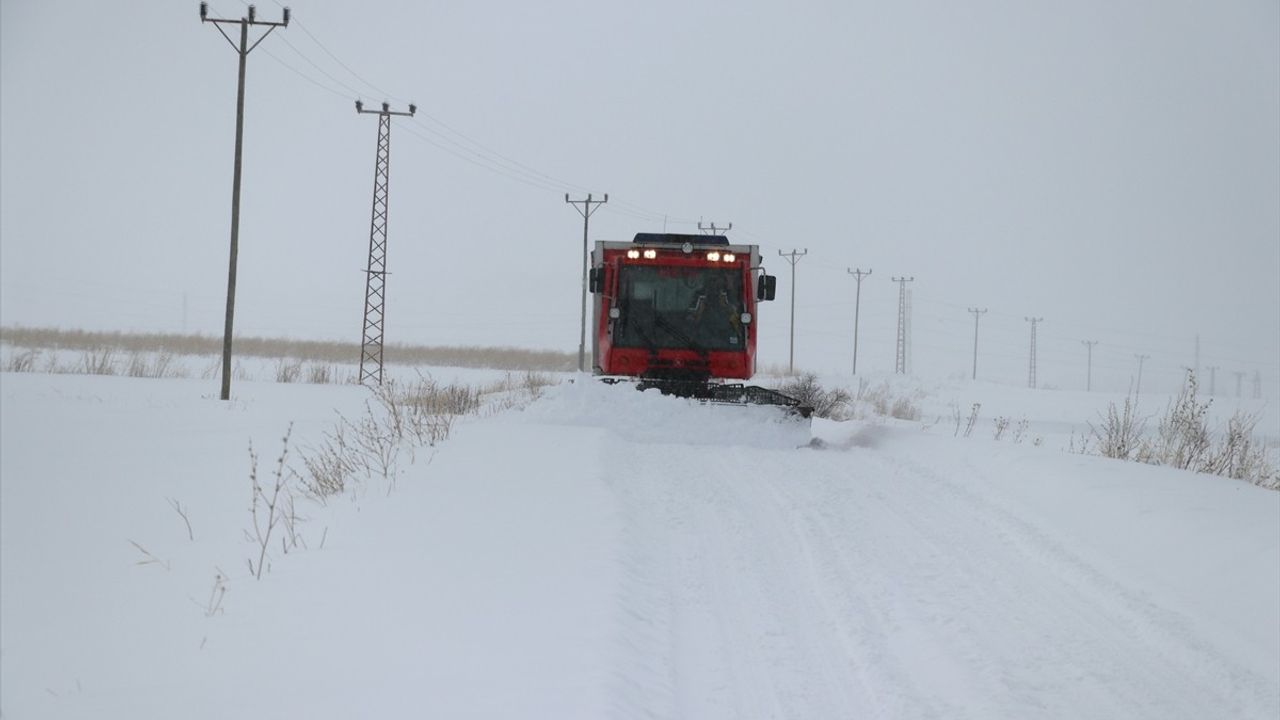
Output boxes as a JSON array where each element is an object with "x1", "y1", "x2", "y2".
[
  {"x1": 1026, "y1": 317, "x2": 1044, "y2": 388},
  {"x1": 356, "y1": 100, "x2": 415, "y2": 385},
  {"x1": 892, "y1": 276, "x2": 914, "y2": 374}
]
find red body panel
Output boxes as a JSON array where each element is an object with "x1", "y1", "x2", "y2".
[{"x1": 592, "y1": 241, "x2": 761, "y2": 382}]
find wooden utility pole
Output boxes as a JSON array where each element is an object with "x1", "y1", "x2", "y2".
[
  {"x1": 1135, "y1": 354, "x2": 1150, "y2": 395},
  {"x1": 968, "y1": 308, "x2": 987, "y2": 380},
  {"x1": 200, "y1": 2, "x2": 289, "y2": 400},
  {"x1": 1081, "y1": 340, "x2": 1098, "y2": 391},
  {"x1": 848, "y1": 268, "x2": 872, "y2": 374},
  {"x1": 779, "y1": 249, "x2": 808, "y2": 374},
  {"x1": 566, "y1": 194, "x2": 608, "y2": 372}
]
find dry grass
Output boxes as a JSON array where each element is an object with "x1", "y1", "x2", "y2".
[
  {"x1": 1, "y1": 326, "x2": 576, "y2": 371},
  {"x1": 1084, "y1": 373, "x2": 1278, "y2": 490}
]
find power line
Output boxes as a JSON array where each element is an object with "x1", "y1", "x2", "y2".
[{"x1": 237, "y1": 6, "x2": 705, "y2": 230}]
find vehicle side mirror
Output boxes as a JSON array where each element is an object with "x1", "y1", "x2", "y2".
[
  {"x1": 588, "y1": 268, "x2": 602, "y2": 294},
  {"x1": 757, "y1": 274, "x2": 776, "y2": 301}
]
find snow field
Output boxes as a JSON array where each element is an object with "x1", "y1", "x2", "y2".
[{"x1": 1, "y1": 369, "x2": 1277, "y2": 718}]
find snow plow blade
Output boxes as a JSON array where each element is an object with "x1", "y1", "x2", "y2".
[{"x1": 628, "y1": 378, "x2": 814, "y2": 420}]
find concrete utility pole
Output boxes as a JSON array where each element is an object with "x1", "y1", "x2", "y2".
[
  {"x1": 697, "y1": 220, "x2": 732, "y2": 235},
  {"x1": 779, "y1": 249, "x2": 808, "y2": 374},
  {"x1": 967, "y1": 307, "x2": 987, "y2": 380},
  {"x1": 1233, "y1": 370, "x2": 1245, "y2": 398},
  {"x1": 1081, "y1": 340, "x2": 1098, "y2": 391},
  {"x1": 892, "y1": 277, "x2": 914, "y2": 374},
  {"x1": 200, "y1": 2, "x2": 289, "y2": 401},
  {"x1": 848, "y1": 268, "x2": 872, "y2": 374},
  {"x1": 1134, "y1": 354, "x2": 1150, "y2": 395},
  {"x1": 356, "y1": 100, "x2": 417, "y2": 386},
  {"x1": 566, "y1": 193, "x2": 608, "y2": 372},
  {"x1": 1206, "y1": 365, "x2": 1219, "y2": 395},
  {"x1": 1025, "y1": 317, "x2": 1043, "y2": 388}
]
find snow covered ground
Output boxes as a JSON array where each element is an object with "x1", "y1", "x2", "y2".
[{"x1": 2, "y1": 368, "x2": 1277, "y2": 718}]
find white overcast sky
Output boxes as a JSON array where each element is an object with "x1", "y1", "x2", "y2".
[{"x1": 2, "y1": 0, "x2": 1277, "y2": 395}]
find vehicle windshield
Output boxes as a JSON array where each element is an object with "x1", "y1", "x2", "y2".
[{"x1": 613, "y1": 265, "x2": 745, "y2": 352}]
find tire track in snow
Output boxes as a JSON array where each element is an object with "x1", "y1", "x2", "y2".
[
  {"x1": 598, "y1": 423, "x2": 1276, "y2": 719},
  {"x1": 603, "y1": 438, "x2": 925, "y2": 719},
  {"x1": 879, "y1": 445, "x2": 1278, "y2": 719}
]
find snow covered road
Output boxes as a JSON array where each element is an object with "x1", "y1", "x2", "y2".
[
  {"x1": 591, "y1": 425, "x2": 1276, "y2": 718},
  {"x1": 514, "y1": 381, "x2": 1280, "y2": 718}
]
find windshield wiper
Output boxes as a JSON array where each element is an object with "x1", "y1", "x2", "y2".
[
  {"x1": 653, "y1": 312, "x2": 707, "y2": 358},
  {"x1": 618, "y1": 293, "x2": 659, "y2": 356}
]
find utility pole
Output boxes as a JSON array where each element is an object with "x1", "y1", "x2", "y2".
[
  {"x1": 1134, "y1": 354, "x2": 1150, "y2": 395},
  {"x1": 1081, "y1": 340, "x2": 1098, "y2": 391},
  {"x1": 904, "y1": 288, "x2": 914, "y2": 373},
  {"x1": 1253, "y1": 370, "x2": 1262, "y2": 400},
  {"x1": 779, "y1": 249, "x2": 808, "y2": 374},
  {"x1": 891, "y1": 277, "x2": 914, "y2": 374},
  {"x1": 697, "y1": 220, "x2": 732, "y2": 235},
  {"x1": 967, "y1": 307, "x2": 987, "y2": 380},
  {"x1": 848, "y1": 268, "x2": 872, "y2": 374},
  {"x1": 1206, "y1": 365, "x2": 1219, "y2": 396},
  {"x1": 1233, "y1": 370, "x2": 1245, "y2": 398},
  {"x1": 356, "y1": 100, "x2": 416, "y2": 386},
  {"x1": 566, "y1": 193, "x2": 608, "y2": 373},
  {"x1": 200, "y1": 2, "x2": 289, "y2": 401},
  {"x1": 1025, "y1": 317, "x2": 1043, "y2": 388}
]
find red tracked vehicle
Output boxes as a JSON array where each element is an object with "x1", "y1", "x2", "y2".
[{"x1": 589, "y1": 233, "x2": 810, "y2": 417}]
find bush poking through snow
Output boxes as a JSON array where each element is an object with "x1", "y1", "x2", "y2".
[
  {"x1": 297, "y1": 421, "x2": 359, "y2": 500},
  {"x1": 1087, "y1": 373, "x2": 1278, "y2": 490},
  {"x1": 4, "y1": 348, "x2": 40, "y2": 372},
  {"x1": 305, "y1": 363, "x2": 335, "y2": 384},
  {"x1": 774, "y1": 374, "x2": 852, "y2": 419},
  {"x1": 295, "y1": 376, "x2": 497, "y2": 501},
  {"x1": 952, "y1": 403, "x2": 980, "y2": 438},
  {"x1": 204, "y1": 569, "x2": 228, "y2": 617},
  {"x1": 246, "y1": 424, "x2": 294, "y2": 579},
  {"x1": 862, "y1": 381, "x2": 922, "y2": 421},
  {"x1": 993, "y1": 416, "x2": 1010, "y2": 441},
  {"x1": 125, "y1": 351, "x2": 182, "y2": 379},
  {"x1": 1089, "y1": 394, "x2": 1147, "y2": 461},
  {"x1": 274, "y1": 358, "x2": 302, "y2": 384},
  {"x1": 80, "y1": 347, "x2": 116, "y2": 375}
]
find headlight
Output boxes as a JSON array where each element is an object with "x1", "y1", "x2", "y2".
[
  {"x1": 706, "y1": 251, "x2": 721, "y2": 261},
  {"x1": 626, "y1": 250, "x2": 640, "y2": 259},
  {"x1": 643, "y1": 249, "x2": 657, "y2": 259},
  {"x1": 722, "y1": 253, "x2": 736, "y2": 262}
]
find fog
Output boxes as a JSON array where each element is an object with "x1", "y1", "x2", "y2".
[{"x1": 2, "y1": 0, "x2": 1276, "y2": 398}]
